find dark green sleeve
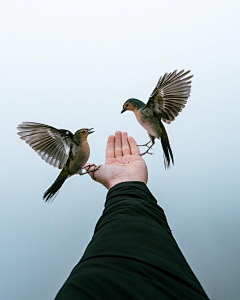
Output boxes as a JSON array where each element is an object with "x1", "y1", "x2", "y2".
[{"x1": 55, "y1": 182, "x2": 210, "y2": 300}]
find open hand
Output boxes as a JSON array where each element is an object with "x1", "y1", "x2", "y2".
[{"x1": 86, "y1": 131, "x2": 148, "y2": 189}]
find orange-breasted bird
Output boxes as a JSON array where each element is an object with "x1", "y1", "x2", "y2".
[
  {"x1": 17, "y1": 122, "x2": 97, "y2": 202},
  {"x1": 121, "y1": 70, "x2": 193, "y2": 169}
]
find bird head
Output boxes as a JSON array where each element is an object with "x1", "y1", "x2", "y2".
[
  {"x1": 121, "y1": 98, "x2": 145, "y2": 113},
  {"x1": 73, "y1": 128, "x2": 94, "y2": 144}
]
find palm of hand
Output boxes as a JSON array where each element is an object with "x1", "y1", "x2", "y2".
[
  {"x1": 106, "y1": 153, "x2": 144, "y2": 166},
  {"x1": 103, "y1": 154, "x2": 147, "y2": 186}
]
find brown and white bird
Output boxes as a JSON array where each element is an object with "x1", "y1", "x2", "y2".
[
  {"x1": 121, "y1": 70, "x2": 193, "y2": 169},
  {"x1": 17, "y1": 122, "x2": 96, "y2": 201}
]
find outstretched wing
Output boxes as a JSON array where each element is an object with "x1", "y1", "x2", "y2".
[
  {"x1": 143, "y1": 70, "x2": 193, "y2": 124},
  {"x1": 17, "y1": 122, "x2": 73, "y2": 169}
]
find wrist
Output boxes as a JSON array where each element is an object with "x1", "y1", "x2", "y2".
[{"x1": 107, "y1": 177, "x2": 147, "y2": 190}]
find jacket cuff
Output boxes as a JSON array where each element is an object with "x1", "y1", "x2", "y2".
[{"x1": 105, "y1": 181, "x2": 157, "y2": 208}]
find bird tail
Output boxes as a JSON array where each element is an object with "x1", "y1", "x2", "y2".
[
  {"x1": 43, "y1": 169, "x2": 68, "y2": 202},
  {"x1": 160, "y1": 123, "x2": 174, "y2": 169}
]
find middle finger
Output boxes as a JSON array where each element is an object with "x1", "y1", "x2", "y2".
[{"x1": 115, "y1": 131, "x2": 123, "y2": 157}]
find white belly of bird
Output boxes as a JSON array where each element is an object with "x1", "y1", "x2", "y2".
[{"x1": 136, "y1": 114, "x2": 158, "y2": 138}]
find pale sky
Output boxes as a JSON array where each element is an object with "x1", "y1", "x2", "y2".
[{"x1": 1, "y1": 1, "x2": 240, "y2": 299}]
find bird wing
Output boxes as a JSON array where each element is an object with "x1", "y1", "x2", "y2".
[
  {"x1": 142, "y1": 70, "x2": 193, "y2": 124},
  {"x1": 17, "y1": 122, "x2": 73, "y2": 169}
]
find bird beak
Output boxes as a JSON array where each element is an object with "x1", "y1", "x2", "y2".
[
  {"x1": 121, "y1": 108, "x2": 127, "y2": 114},
  {"x1": 87, "y1": 128, "x2": 94, "y2": 134}
]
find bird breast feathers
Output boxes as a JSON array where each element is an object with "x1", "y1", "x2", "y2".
[
  {"x1": 72, "y1": 141, "x2": 90, "y2": 161},
  {"x1": 136, "y1": 110, "x2": 160, "y2": 138}
]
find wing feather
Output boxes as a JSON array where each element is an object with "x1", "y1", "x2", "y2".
[
  {"x1": 143, "y1": 70, "x2": 193, "y2": 123},
  {"x1": 17, "y1": 122, "x2": 73, "y2": 169}
]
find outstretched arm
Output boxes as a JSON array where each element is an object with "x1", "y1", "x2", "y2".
[{"x1": 86, "y1": 131, "x2": 148, "y2": 189}]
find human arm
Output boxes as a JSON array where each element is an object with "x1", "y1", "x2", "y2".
[{"x1": 55, "y1": 180, "x2": 210, "y2": 300}]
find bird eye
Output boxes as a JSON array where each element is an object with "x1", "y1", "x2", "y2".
[
  {"x1": 66, "y1": 131, "x2": 69, "y2": 135},
  {"x1": 126, "y1": 103, "x2": 129, "y2": 107},
  {"x1": 81, "y1": 130, "x2": 85, "y2": 134}
]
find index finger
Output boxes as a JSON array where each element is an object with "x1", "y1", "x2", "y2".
[
  {"x1": 128, "y1": 136, "x2": 140, "y2": 155},
  {"x1": 106, "y1": 135, "x2": 115, "y2": 161}
]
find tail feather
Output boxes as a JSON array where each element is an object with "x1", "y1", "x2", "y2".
[
  {"x1": 160, "y1": 123, "x2": 174, "y2": 169},
  {"x1": 43, "y1": 170, "x2": 68, "y2": 202}
]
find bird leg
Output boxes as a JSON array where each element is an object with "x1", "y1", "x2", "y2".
[
  {"x1": 83, "y1": 164, "x2": 96, "y2": 171},
  {"x1": 81, "y1": 164, "x2": 101, "y2": 180},
  {"x1": 138, "y1": 141, "x2": 154, "y2": 156},
  {"x1": 137, "y1": 141, "x2": 152, "y2": 147}
]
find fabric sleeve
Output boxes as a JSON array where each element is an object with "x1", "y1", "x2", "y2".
[{"x1": 55, "y1": 181, "x2": 210, "y2": 300}]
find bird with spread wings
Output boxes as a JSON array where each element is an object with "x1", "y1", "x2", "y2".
[
  {"x1": 121, "y1": 70, "x2": 193, "y2": 168},
  {"x1": 17, "y1": 122, "x2": 97, "y2": 201}
]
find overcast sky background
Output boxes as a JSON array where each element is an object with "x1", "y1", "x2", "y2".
[{"x1": 1, "y1": 1, "x2": 240, "y2": 299}]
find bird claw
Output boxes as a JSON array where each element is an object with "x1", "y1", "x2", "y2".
[
  {"x1": 137, "y1": 141, "x2": 151, "y2": 147},
  {"x1": 83, "y1": 164, "x2": 96, "y2": 171},
  {"x1": 81, "y1": 164, "x2": 101, "y2": 180},
  {"x1": 139, "y1": 150, "x2": 154, "y2": 156},
  {"x1": 138, "y1": 141, "x2": 154, "y2": 156}
]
